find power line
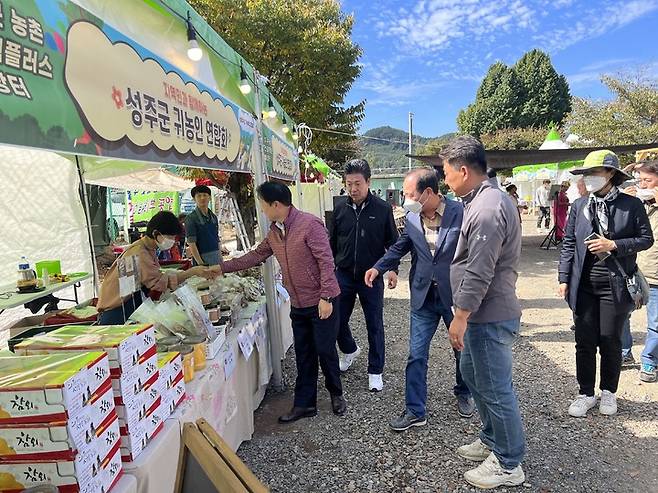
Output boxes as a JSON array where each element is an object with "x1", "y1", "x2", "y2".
[{"x1": 308, "y1": 126, "x2": 442, "y2": 150}]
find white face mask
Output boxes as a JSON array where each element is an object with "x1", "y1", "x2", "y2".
[
  {"x1": 157, "y1": 236, "x2": 176, "y2": 251},
  {"x1": 583, "y1": 175, "x2": 609, "y2": 193},
  {"x1": 637, "y1": 188, "x2": 656, "y2": 201},
  {"x1": 403, "y1": 198, "x2": 422, "y2": 214}
]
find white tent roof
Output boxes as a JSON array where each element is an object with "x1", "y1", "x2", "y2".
[{"x1": 84, "y1": 166, "x2": 193, "y2": 191}]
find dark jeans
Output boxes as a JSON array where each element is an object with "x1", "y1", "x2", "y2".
[
  {"x1": 98, "y1": 292, "x2": 143, "y2": 325},
  {"x1": 335, "y1": 269, "x2": 385, "y2": 374},
  {"x1": 574, "y1": 278, "x2": 630, "y2": 396},
  {"x1": 406, "y1": 285, "x2": 470, "y2": 418},
  {"x1": 290, "y1": 304, "x2": 343, "y2": 408},
  {"x1": 537, "y1": 206, "x2": 550, "y2": 228}
]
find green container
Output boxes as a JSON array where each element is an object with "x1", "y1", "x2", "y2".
[{"x1": 35, "y1": 260, "x2": 61, "y2": 277}]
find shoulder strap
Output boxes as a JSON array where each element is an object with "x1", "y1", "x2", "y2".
[{"x1": 592, "y1": 213, "x2": 630, "y2": 280}]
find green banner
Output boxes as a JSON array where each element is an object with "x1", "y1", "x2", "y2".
[
  {"x1": 0, "y1": 0, "x2": 258, "y2": 171},
  {"x1": 129, "y1": 190, "x2": 180, "y2": 224},
  {"x1": 263, "y1": 125, "x2": 299, "y2": 181}
]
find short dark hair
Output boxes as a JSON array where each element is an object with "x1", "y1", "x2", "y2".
[
  {"x1": 344, "y1": 159, "x2": 371, "y2": 181},
  {"x1": 257, "y1": 181, "x2": 292, "y2": 206},
  {"x1": 486, "y1": 167, "x2": 497, "y2": 178},
  {"x1": 542, "y1": 179, "x2": 551, "y2": 185},
  {"x1": 146, "y1": 211, "x2": 182, "y2": 238},
  {"x1": 191, "y1": 185, "x2": 212, "y2": 197},
  {"x1": 409, "y1": 167, "x2": 439, "y2": 194},
  {"x1": 505, "y1": 184, "x2": 517, "y2": 193},
  {"x1": 440, "y1": 135, "x2": 487, "y2": 174}
]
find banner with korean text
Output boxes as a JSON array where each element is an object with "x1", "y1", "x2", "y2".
[{"x1": 0, "y1": 1, "x2": 255, "y2": 172}]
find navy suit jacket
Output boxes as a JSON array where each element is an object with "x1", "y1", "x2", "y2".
[{"x1": 374, "y1": 198, "x2": 463, "y2": 311}]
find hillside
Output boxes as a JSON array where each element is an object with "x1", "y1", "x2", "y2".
[{"x1": 359, "y1": 126, "x2": 454, "y2": 173}]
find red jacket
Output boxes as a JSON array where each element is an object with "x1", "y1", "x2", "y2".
[{"x1": 222, "y1": 207, "x2": 340, "y2": 308}]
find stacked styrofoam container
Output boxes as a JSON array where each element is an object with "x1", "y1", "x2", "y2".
[
  {"x1": 15, "y1": 324, "x2": 164, "y2": 462},
  {"x1": 156, "y1": 352, "x2": 186, "y2": 419},
  {"x1": 0, "y1": 352, "x2": 121, "y2": 493}
]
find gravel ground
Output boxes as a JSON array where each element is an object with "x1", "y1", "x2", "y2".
[{"x1": 238, "y1": 221, "x2": 658, "y2": 492}]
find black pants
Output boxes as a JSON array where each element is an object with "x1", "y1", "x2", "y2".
[
  {"x1": 537, "y1": 206, "x2": 550, "y2": 228},
  {"x1": 290, "y1": 304, "x2": 343, "y2": 407},
  {"x1": 336, "y1": 269, "x2": 385, "y2": 374},
  {"x1": 574, "y1": 278, "x2": 630, "y2": 396}
]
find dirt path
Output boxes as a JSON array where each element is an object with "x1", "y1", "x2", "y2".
[{"x1": 238, "y1": 221, "x2": 658, "y2": 492}]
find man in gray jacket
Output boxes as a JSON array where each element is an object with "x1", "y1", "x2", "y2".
[{"x1": 441, "y1": 136, "x2": 526, "y2": 490}]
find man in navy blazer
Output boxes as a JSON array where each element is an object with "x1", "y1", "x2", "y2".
[{"x1": 365, "y1": 168, "x2": 474, "y2": 432}]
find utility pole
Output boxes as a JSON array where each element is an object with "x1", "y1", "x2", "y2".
[{"x1": 408, "y1": 111, "x2": 413, "y2": 170}]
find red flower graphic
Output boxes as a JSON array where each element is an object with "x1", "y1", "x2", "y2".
[{"x1": 112, "y1": 86, "x2": 123, "y2": 109}]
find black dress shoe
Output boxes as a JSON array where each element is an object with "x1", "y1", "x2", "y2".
[
  {"x1": 278, "y1": 406, "x2": 317, "y2": 424},
  {"x1": 331, "y1": 395, "x2": 347, "y2": 416}
]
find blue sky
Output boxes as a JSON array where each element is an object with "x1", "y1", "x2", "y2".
[{"x1": 342, "y1": 0, "x2": 658, "y2": 138}]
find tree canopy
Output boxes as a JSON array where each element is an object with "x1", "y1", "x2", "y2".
[
  {"x1": 566, "y1": 73, "x2": 658, "y2": 146},
  {"x1": 189, "y1": 0, "x2": 364, "y2": 164},
  {"x1": 458, "y1": 50, "x2": 571, "y2": 136}
]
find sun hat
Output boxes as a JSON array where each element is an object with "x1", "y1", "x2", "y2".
[{"x1": 570, "y1": 150, "x2": 631, "y2": 179}]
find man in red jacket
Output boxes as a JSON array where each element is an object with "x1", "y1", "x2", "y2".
[{"x1": 218, "y1": 182, "x2": 345, "y2": 423}]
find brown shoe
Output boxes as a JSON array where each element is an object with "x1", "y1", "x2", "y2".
[
  {"x1": 278, "y1": 406, "x2": 317, "y2": 424},
  {"x1": 331, "y1": 395, "x2": 347, "y2": 416}
]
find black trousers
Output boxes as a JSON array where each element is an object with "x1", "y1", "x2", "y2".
[
  {"x1": 335, "y1": 269, "x2": 386, "y2": 374},
  {"x1": 574, "y1": 278, "x2": 630, "y2": 396},
  {"x1": 537, "y1": 206, "x2": 551, "y2": 228},
  {"x1": 290, "y1": 304, "x2": 343, "y2": 407}
]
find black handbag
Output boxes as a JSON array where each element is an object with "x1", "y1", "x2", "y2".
[{"x1": 610, "y1": 256, "x2": 650, "y2": 310}]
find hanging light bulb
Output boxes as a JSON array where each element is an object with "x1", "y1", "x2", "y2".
[
  {"x1": 239, "y1": 63, "x2": 251, "y2": 95},
  {"x1": 282, "y1": 116, "x2": 290, "y2": 133},
  {"x1": 186, "y1": 12, "x2": 202, "y2": 61},
  {"x1": 292, "y1": 125, "x2": 299, "y2": 140},
  {"x1": 298, "y1": 145, "x2": 303, "y2": 153},
  {"x1": 266, "y1": 95, "x2": 276, "y2": 119}
]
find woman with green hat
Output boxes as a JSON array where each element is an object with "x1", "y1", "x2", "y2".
[{"x1": 558, "y1": 150, "x2": 653, "y2": 417}]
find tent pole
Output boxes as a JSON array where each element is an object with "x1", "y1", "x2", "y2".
[
  {"x1": 76, "y1": 156, "x2": 99, "y2": 296},
  {"x1": 252, "y1": 73, "x2": 285, "y2": 391}
]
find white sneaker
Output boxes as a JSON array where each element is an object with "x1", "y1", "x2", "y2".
[
  {"x1": 464, "y1": 452, "x2": 525, "y2": 489},
  {"x1": 339, "y1": 346, "x2": 361, "y2": 372},
  {"x1": 457, "y1": 438, "x2": 491, "y2": 462},
  {"x1": 568, "y1": 394, "x2": 597, "y2": 417},
  {"x1": 599, "y1": 390, "x2": 617, "y2": 415},
  {"x1": 368, "y1": 373, "x2": 383, "y2": 392}
]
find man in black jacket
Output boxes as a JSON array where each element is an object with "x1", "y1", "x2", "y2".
[{"x1": 330, "y1": 159, "x2": 399, "y2": 391}]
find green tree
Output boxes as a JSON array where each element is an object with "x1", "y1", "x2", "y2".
[
  {"x1": 189, "y1": 0, "x2": 364, "y2": 164},
  {"x1": 566, "y1": 73, "x2": 658, "y2": 146},
  {"x1": 513, "y1": 49, "x2": 571, "y2": 128},
  {"x1": 480, "y1": 126, "x2": 549, "y2": 150},
  {"x1": 458, "y1": 50, "x2": 570, "y2": 136}
]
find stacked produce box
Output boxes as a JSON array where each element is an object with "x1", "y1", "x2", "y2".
[
  {"x1": 0, "y1": 352, "x2": 121, "y2": 493},
  {"x1": 15, "y1": 324, "x2": 164, "y2": 462}
]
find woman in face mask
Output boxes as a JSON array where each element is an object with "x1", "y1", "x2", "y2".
[
  {"x1": 558, "y1": 150, "x2": 654, "y2": 418},
  {"x1": 97, "y1": 211, "x2": 217, "y2": 324}
]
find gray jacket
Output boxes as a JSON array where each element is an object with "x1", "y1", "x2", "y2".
[{"x1": 450, "y1": 179, "x2": 522, "y2": 323}]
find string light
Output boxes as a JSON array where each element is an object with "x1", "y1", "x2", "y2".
[
  {"x1": 239, "y1": 63, "x2": 251, "y2": 94},
  {"x1": 186, "y1": 12, "x2": 202, "y2": 61},
  {"x1": 266, "y1": 95, "x2": 276, "y2": 119},
  {"x1": 292, "y1": 125, "x2": 299, "y2": 140},
  {"x1": 282, "y1": 116, "x2": 290, "y2": 133}
]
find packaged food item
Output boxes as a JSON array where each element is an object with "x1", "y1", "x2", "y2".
[
  {"x1": 169, "y1": 345, "x2": 194, "y2": 384},
  {"x1": 0, "y1": 353, "x2": 110, "y2": 426},
  {"x1": 182, "y1": 335, "x2": 206, "y2": 371}
]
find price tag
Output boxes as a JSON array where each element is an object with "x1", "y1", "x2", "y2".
[
  {"x1": 223, "y1": 345, "x2": 236, "y2": 381},
  {"x1": 237, "y1": 328, "x2": 254, "y2": 360}
]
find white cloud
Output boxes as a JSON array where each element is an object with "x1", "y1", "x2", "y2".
[{"x1": 533, "y1": 0, "x2": 658, "y2": 52}]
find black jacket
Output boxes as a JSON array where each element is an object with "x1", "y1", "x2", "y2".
[
  {"x1": 329, "y1": 192, "x2": 399, "y2": 278},
  {"x1": 558, "y1": 192, "x2": 654, "y2": 312}
]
